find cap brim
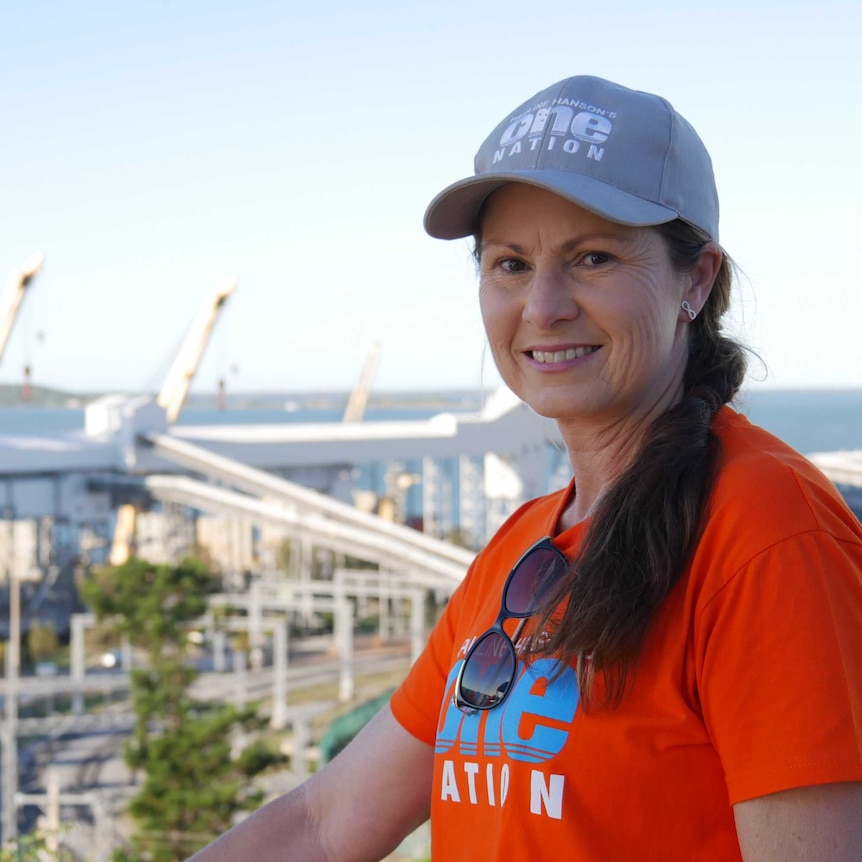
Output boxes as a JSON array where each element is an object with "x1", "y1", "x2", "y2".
[{"x1": 424, "y1": 170, "x2": 679, "y2": 240}]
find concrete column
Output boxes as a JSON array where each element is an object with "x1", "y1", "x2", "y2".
[
  {"x1": 233, "y1": 649, "x2": 247, "y2": 708},
  {"x1": 337, "y1": 599, "x2": 353, "y2": 703},
  {"x1": 378, "y1": 580, "x2": 390, "y2": 642},
  {"x1": 213, "y1": 630, "x2": 226, "y2": 673},
  {"x1": 300, "y1": 535, "x2": 314, "y2": 625},
  {"x1": 271, "y1": 621, "x2": 288, "y2": 730},
  {"x1": 1, "y1": 662, "x2": 17, "y2": 844},
  {"x1": 70, "y1": 613, "x2": 93, "y2": 715},
  {"x1": 331, "y1": 581, "x2": 345, "y2": 655},
  {"x1": 36, "y1": 517, "x2": 52, "y2": 574},
  {"x1": 410, "y1": 589, "x2": 425, "y2": 664},
  {"x1": 249, "y1": 582, "x2": 263, "y2": 671},
  {"x1": 355, "y1": 574, "x2": 369, "y2": 621},
  {"x1": 44, "y1": 771, "x2": 60, "y2": 856}
]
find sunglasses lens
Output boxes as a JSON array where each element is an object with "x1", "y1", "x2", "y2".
[
  {"x1": 458, "y1": 631, "x2": 516, "y2": 709},
  {"x1": 505, "y1": 546, "x2": 565, "y2": 615}
]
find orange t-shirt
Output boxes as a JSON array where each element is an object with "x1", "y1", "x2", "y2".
[{"x1": 390, "y1": 408, "x2": 862, "y2": 861}]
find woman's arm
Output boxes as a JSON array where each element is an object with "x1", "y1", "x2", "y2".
[
  {"x1": 734, "y1": 782, "x2": 862, "y2": 862},
  {"x1": 186, "y1": 704, "x2": 434, "y2": 862}
]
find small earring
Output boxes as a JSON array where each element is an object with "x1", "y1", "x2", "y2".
[{"x1": 681, "y1": 301, "x2": 697, "y2": 321}]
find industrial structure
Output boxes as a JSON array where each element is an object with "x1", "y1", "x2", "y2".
[
  {"x1": 5, "y1": 254, "x2": 862, "y2": 856},
  {"x1": 0, "y1": 259, "x2": 561, "y2": 851}
]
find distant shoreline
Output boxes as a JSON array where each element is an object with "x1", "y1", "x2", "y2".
[
  {"x1": 0, "y1": 383, "x2": 486, "y2": 411},
  {"x1": 3, "y1": 382, "x2": 862, "y2": 412}
]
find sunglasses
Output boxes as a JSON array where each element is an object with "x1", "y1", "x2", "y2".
[{"x1": 453, "y1": 537, "x2": 568, "y2": 713}]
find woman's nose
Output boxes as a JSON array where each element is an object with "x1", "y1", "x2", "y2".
[{"x1": 522, "y1": 269, "x2": 580, "y2": 329}]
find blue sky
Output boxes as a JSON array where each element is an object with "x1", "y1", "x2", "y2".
[{"x1": 1, "y1": 0, "x2": 860, "y2": 395}]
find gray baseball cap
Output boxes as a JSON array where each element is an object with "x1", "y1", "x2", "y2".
[{"x1": 424, "y1": 75, "x2": 719, "y2": 242}]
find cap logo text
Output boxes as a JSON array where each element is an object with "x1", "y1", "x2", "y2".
[{"x1": 494, "y1": 104, "x2": 613, "y2": 167}]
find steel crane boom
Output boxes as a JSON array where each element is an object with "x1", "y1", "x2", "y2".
[
  {"x1": 157, "y1": 276, "x2": 237, "y2": 423},
  {"x1": 0, "y1": 252, "x2": 45, "y2": 365},
  {"x1": 342, "y1": 341, "x2": 380, "y2": 423}
]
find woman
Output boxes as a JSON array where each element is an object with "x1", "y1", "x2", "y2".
[{"x1": 189, "y1": 76, "x2": 862, "y2": 861}]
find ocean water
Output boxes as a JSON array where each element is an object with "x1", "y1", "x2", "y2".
[
  {"x1": 1, "y1": 389, "x2": 861, "y2": 456},
  {"x1": 734, "y1": 389, "x2": 862, "y2": 454}
]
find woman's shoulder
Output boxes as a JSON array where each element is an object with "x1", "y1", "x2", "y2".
[{"x1": 701, "y1": 406, "x2": 862, "y2": 564}]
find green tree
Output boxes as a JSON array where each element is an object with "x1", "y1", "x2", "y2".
[
  {"x1": 80, "y1": 557, "x2": 284, "y2": 861},
  {"x1": 27, "y1": 620, "x2": 59, "y2": 664},
  {"x1": 0, "y1": 830, "x2": 49, "y2": 860}
]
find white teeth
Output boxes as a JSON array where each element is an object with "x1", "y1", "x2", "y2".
[{"x1": 531, "y1": 346, "x2": 598, "y2": 363}]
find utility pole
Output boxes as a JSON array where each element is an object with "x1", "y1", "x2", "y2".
[{"x1": 2, "y1": 506, "x2": 20, "y2": 842}]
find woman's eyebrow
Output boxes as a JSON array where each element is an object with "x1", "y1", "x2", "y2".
[
  {"x1": 479, "y1": 239, "x2": 527, "y2": 254},
  {"x1": 480, "y1": 231, "x2": 635, "y2": 255},
  {"x1": 558, "y1": 232, "x2": 635, "y2": 252}
]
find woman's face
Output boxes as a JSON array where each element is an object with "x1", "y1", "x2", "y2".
[{"x1": 478, "y1": 184, "x2": 699, "y2": 430}]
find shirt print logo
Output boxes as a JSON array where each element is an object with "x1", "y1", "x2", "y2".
[
  {"x1": 434, "y1": 657, "x2": 580, "y2": 819},
  {"x1": 437, "y1": 657, "x2": 579, "y2": 760}
]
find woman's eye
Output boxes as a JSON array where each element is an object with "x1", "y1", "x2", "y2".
[
  {"x1": 499, "y1": 258, "x2": 527, "y2": 273},
  {"x1": 580, "y1": 252, "x2": 611, "y2": 266}
]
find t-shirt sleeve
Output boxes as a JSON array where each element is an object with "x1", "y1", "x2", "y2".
[
  {"x1": 696, "y1": 528, "x2": 862, "y2": 804},
  {"x1": 389, "y1": 573, "x2": 469, "y2": 746}
]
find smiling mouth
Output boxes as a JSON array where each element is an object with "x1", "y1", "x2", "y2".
[{"x1": 528, "y1": 346, "x2": 600, "y2": 363}]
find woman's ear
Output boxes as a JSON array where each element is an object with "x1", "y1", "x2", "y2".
[{"x1": 681, "y1": 242, "x2": 722, "y2": 319}]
